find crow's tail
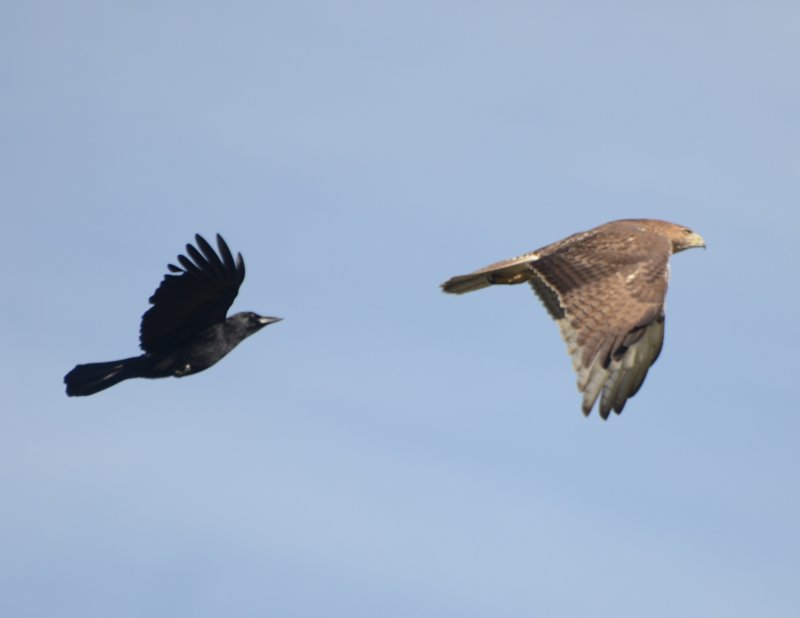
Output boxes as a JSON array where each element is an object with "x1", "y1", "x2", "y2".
[{"x1": 64, "y1": 356, "x2": 148, "y2": 397}]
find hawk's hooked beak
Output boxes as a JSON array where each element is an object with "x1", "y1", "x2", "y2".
[
  {"x1": 689, "y1": 232, "x2": 706, "y2": 250},
  {"x1": 258, "y1": 316, "x2": 283, "y2": 326}
]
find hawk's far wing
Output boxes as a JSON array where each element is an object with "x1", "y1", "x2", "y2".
[{"x1": 139, "y1": 234, "x2": 245, "y2": 354}]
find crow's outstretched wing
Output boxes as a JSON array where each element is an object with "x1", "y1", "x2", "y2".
[{"x1": 139, "y1": 234, "x2": 245, "y2": 354}]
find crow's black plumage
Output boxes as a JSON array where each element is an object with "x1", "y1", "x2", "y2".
[{"x1": 64, "y1": 234, "x2": 281, "y2": 396}]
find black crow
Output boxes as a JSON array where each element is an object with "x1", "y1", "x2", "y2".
[{"x1": 64, "y1": 234, "x2": 281, "y2": 396}]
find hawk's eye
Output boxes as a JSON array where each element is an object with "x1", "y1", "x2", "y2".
[{"x1": 683, "y1": 228, "x2": 693, "y2": 235}]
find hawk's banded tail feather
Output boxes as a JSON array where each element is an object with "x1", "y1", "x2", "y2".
[{"x1": 441, "y1": 252, "x2": 540, "y2": 294}]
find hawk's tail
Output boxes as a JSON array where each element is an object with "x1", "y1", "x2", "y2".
[
  {"x1": 64, "y1": 356, "x2": 148, "y2": 397},
  {"x1": 441, "y1": 252, "x2": 540, "y2": 295}
]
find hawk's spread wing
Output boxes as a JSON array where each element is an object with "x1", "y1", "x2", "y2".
[
  {"x1": 139, "y1": 234, "x2": 245, "y2": 354},
  {"x1": 528, "y1": 227, "x2": 671, "y2": 418}
]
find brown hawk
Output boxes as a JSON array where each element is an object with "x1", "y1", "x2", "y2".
[{"x1": 441, "y1": 219, "x2": 705, "y2": 419}]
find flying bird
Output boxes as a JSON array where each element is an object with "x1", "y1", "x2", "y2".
[
  {"x1": 64, "y1": 234, "x2": 281, "y2": 396},
  {"x1": 441, "y1": 219, "x2": 705, "y2": 419}
]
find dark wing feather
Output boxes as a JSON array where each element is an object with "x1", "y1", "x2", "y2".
[
  {"x1": 529, "y1": 224, "x2": 672, "y2": 417},
  {"x1": 139, "y1": 234, "x2": 245, "y2": 353},
  {"x1": 194, "y1": 234, "x2": 227, "y2": 276}
]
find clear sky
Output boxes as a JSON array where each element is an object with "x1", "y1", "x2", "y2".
[{"x1": 3, "y1": 2, "x2": 799, "y2": 616}]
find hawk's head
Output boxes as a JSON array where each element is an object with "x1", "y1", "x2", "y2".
[
  {"x1": 669, "y1": 225, "x2": 706, "y2": 253},
  {"x1": 621, "y1": 219, "x2": 706, "y2": 253}
]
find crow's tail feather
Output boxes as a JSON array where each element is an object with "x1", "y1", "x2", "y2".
[{"x1": 64, "y1": 356, "x2": 148, "y2": 397}]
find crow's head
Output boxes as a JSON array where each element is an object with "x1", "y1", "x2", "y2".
[{"x1": 229, "y1": 312, "x2": 282, "y2": 338}]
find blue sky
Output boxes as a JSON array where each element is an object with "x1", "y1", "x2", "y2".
[{"x1": 2, "y1": 1, "x2": 799, "y2": 616}]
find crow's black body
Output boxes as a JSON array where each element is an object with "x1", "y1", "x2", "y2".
[{"x1": 64, "y1": 234, "x2": 280, "y2": 396}]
